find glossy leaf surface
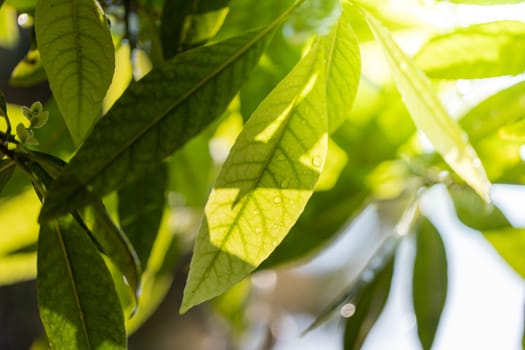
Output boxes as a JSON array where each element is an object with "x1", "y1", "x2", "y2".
[
  {"x1": 39, "y1": 9, "x2": 295, "y2": 220},
  {"x1": 181, "y1": 41, "x2": 328, "y2": 312},
  {"x1": 416, "y1": 21, "x2": 525, "y2": 79},
  {"x1": 38, "y1": 217, "x2": 126, "y2": 349},
  {"x1": 413, "y1": 218, "x2": 448, "y2": 350},
  {"x1": 35, "y1": 0, "x2": 115, "y2": 145},
  {"x1": 365, "y1": 12, "x2": 491, "y2": 201}
]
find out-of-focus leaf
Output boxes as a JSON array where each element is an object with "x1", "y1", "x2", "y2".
[
  {"x1": 437, "y1": 0, "x2": 525, "y2": 4},
  {"x1": 40, "y1": 5, "x2": 299, "y2": 220},
  {"x1": 161, "y1": 0, "x2": 230, "y2": 59},
  {"x1": 35, "y1": 0, "x2": 115, "y2": 144},
  {"x1": 460, "y1": 80, "x2": 525, "y2": 142},
  {"x1": 364, "y1": 11, "x2": 492, "y2": 201},
  {"x1": 38, "y1": 216, "x2": 126, "y2": 349},
  {"x1": 498, "y1": 118, "x2": 525, "y2": 142},
  {"x1": 323, "y1": 2, "x2": 360, "y2": 133},
  {"x1": 0, "y1": 3, "x2": 18, "y2": 49},
  {"x1": 181, "y1": 41, "x2": 328, "y2": 313},
  {"x1": 9, "y1": 50, "x2": 48, "y2": 87},
  {"x1": 118, "y1": 163, "x2": 167, "y2": 269},
  {"x1": 0, "y1": 159, "x2": 16, "y2": 193},
  {"x1": 102, "y1": 43, "x2": 133, "y2": 114},
  {"x1": 344, "y1": 255, "x2": 395, "y2": 350},
  {"x1": 413, "y1": 218, "x2": 448, "y2": 350},
  {"x1": 483, "y1": 228, "x2": 525, "y2": 279},
  {"x1": 0, "y1": 252, "x2": 36, "y2": 285},
  {"x1": 448, "y1": 185, "x2": 510, "y2": 231},
  {"x1": 5, "y1": 0, "x2": 35, "y2": 11},
  {"x1": 416, "y1": 21, "x2": 525, "y2": 79}
]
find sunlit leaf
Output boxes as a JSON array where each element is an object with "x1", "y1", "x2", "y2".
[
  {"x1": 498, "y1": 118, "x2": 525, "y2": 142},
  {"x1": 0, "y1": 159, "x2": 16, "y2": 193},
  {"x1": 181, "y1": 41, "x2": 328, "y2": 312},
  {"x1": 483, "y1": 228, "x2": 525, "y2": 278},
  {"x1": 102, "y1": 43, "x2": 133, "y2": 114},
  {"x1": 5, "y1": 0, "x2": 35, "y2": 11},
  {"x1": 38, "y1": 216, "x2": 126, "y2": 349},
  {"x1": 364, "y1": 11, "x2": 491, "y2": 201},
  {"x1": 413, "y1": 218, "x2": 448, "y2": 350},
  {"x1": 416, "y1": 21, "x2": 525, "y2": 79},
  {"x1": 161, "y1": 0, "x2": 230, "y2": 58},
  {"x1": 344, "y1": 255, "x2": 395, "y2": 350},
  {"x1": 460, "y1": 80, "x2": 525, "y2": 142},
  {"x1": 323, "y1": 2, "x2": 360, "y2": 132},
  {"x1": 0, "y1": 3, "x2": 18, "y2": 49},
  {"x1": 35, "y1": 0, "x2": 115, "y2": 145},
  {"x1": 9, "y1": 50, "x2": 48, "y2": 87},
  {"x1": 118, "y1": 163, "x2": 167, "y2": 269},
  {"x1": 436, "y1": 0, "x2": 525, "y2": 4},
  {"x1": 40, "y1": 5, "x2": 301, "y2": 221},
  {"x1": 0, "y1": 252, "x2": 36, "y2": 285}
]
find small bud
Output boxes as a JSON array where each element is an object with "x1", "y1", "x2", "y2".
[
  {"x1": 22, "y1": 106, "x2": 32, "y2": 120},
  {"x1": 16, "y1": 123, "x2": 29, "y2": 142},
  {"x1": 31, "y1": 111, "x2": 48, "y2": 128},
  {"x1": 30, "y1": 101, "x2": 43, "y2": 114}
]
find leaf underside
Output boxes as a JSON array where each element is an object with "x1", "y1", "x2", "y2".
[
  {"x1": 35, "y1": 0, "x2": 115, "y2": 145},
  {"x1": 181, "y1": 41, "x2": 328, "y2": 312}
]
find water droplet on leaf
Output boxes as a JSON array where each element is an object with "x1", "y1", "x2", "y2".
[
  {"x1": 312, "y1": 155, "x2": 322, "y2": 168},
  {"x1": 273, "y1": 197, "x2": 282, "y2": 204}
]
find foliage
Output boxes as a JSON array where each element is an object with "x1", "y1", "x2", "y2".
[{"x1": 0, "y1": 0, "x2": 524, "y2": 348}]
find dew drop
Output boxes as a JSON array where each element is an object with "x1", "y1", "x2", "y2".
[
  {"x1": 280, "y1": 179, "x2": 289, "y2": 188},
  {"x1": 273, "y1": 197, "x2": 282, "y2": 204},
  {"x1": 312, "y1": 155, "x2": 322, "y2": 168},
  {"x1": 340, "y1": 303, "x2": 356, "y2": 318}
]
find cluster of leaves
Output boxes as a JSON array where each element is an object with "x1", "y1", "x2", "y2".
[{"x1": 0, "y1": 0, "x2": 524, "y2": 348}]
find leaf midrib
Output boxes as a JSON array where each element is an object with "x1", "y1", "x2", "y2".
[{"x1": 53, "y1": 221, "x2": 92, "y2": 350}]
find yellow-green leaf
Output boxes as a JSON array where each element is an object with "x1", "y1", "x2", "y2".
[
  {"x1": 415, "y1": 21, "x2": 525, "y2": 79},
  {"x1": 0, "y1": 253, "x2": 36, "y2": 285},
  {"x1": 483, "y1": 228, "x2": 525, "y2": 279},
  {"x1": 35, "y1": 0, "x2": 115, "y2": 145},
  {"x1": 9, "y1": 49, "x2": 48, "y2": 87},
  {"x1": 364, "y1": 12, "x2": 491, "y2": 201},
  {"x1": 181, "y1": 42, "x2": 328, "y2": 312},
  {"x1": 499, "y1": 118, "x2": 525, "y2": 142},
  {"x1": 323, "y1": 2, "x2": 360, "y2": 133}
]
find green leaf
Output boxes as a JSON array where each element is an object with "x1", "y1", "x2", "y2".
[
  {"x1": 344, "y1": 255, "x2": 395, "y2": 350},
  {"x1": 40, "y1": 5, "x2": 299, "y2": 221},
  {"x1": 0, "y1": 3, "x2": 19, "y2": 49},
  {"x1": 0, "y1": 252, "x2": 36, "y2": 285},
  {"x1": 181, "y1": 41, "x2": 328, "y2": 312},
  {"x1": 483, "y1": 228, "x2": 525, "y2": 279},
  {"x1": 81, "y1": 202, "x2": 142, "y2": 305},
  {"x1": 323, "y1": 3, "x2": 360, "y2": 133},
  {"x1": 413, "y1": 218, "x2": 448, "y2": 350},
  {"x1": 35, "y1": 0, "x2": 115, "y2": 145},
  {"x1": 498, "y1": 118, "x2": 525, "y2": 142},
  {"x1": 364, "y1": 11, "x2": 491, "y2": 201},
  {"x1": 448, "y1": 185, "x2": 510, "y2": 231},
  {"x1": 5, "y1": 0, "x2": 35, "y2": 11},
  {"x1": 459, "y1": 80, "x2": 525, "y2": 142},
  {"x1": 0, "y1": 159, "x2": 15, "y2": 192},
  {"x1": 436, "y1": 0, "x2": 525, "y2": 4},
  {"x1": 9, "y1": 49, "x2": 48, "y2": 87},
  {"x1": 0, "y1": 90, "x2": 7, "y2": 118},
  {"x1": 118, "y1": 163, "x2": 167, "y2": 269},
  {"x1": 37, "y1": 216, "x2": 126, "y2": 350},
  {"x1": 415, "y1": 21, "x2": 525, "y2": 79},
  {"x1": 161, "y1": 0, "x2": 230, "y2": 58}
]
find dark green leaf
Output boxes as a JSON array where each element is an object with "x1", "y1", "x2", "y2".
[
  {"x1": 0, "y1": 159, "x2": 15, "y2": 193},
  {"x1": 37, "y1": 216, "x2": 126, "y2": 349},
  {"x1": 118, "y1": 163, "x2": 167, "y2": 269},
  {"x1": 40, "y1": 5, "x2": 299, "y2": 221},
  {"x1": 415, "y1": 21, "x2": 525, "y2": 79},
  {"x1": 448, "y1": 185, "x2": 510, "y2": 231},
  {"x1": 344, "y1": 255, "x2": 395, "y2": 350},
  {"x1": 161, "y1": 0, "x2": 230, "y2": 58},
  {"x1": 483, "y1": 228, "x2": 525, "y2": 278},
  {"x1": 9, "y1": 49, "x2": 48, "y2": 87},
  {"x1": 81, "y1": 202, "x2": 142, "y2": 305},
  {"x1": 35, "y1": 0, "x2": 115, "y2": 144},
  {"x1": 459, "y1": 80, "x2": 525, "y2": 142},
  {"x1": 0, "y1": 90, "x2": 6, "y2": 118},
  {"x1": 413, "y1": 218, "x2": 448, "y2": 350}
]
